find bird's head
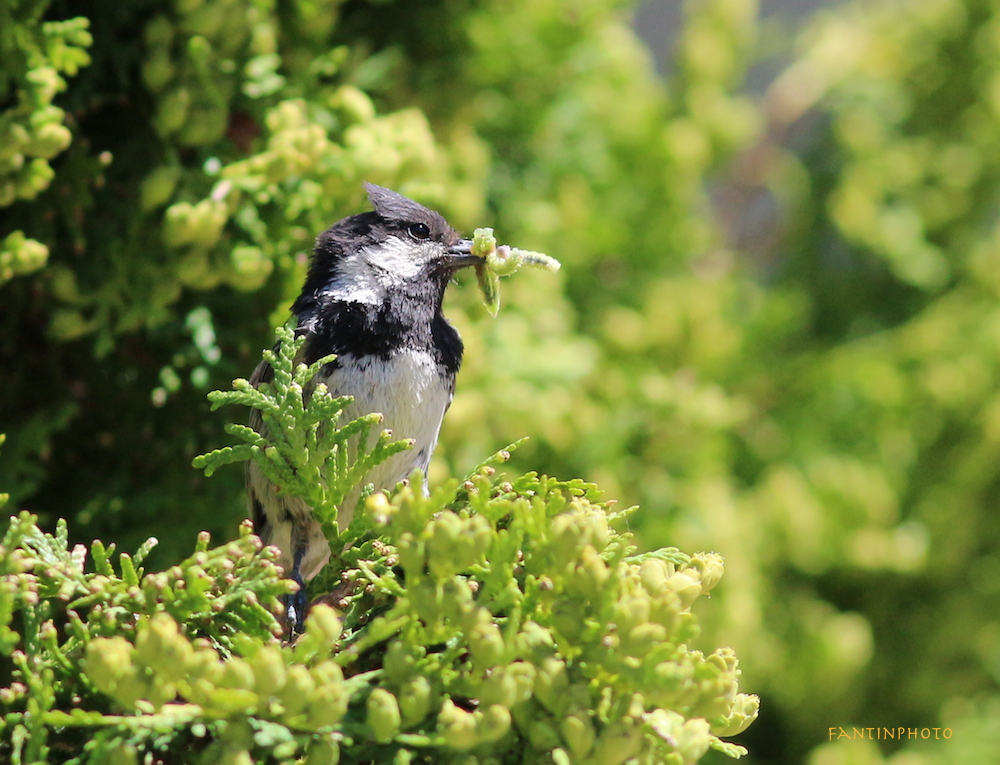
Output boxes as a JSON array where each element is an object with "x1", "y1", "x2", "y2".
[{"x1": 298, "y1": 184, "x2": 478, "y2": 310}]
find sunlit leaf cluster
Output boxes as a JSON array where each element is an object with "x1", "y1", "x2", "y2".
[{"x1": 0, "y1": 327, "x2": 756, "y2": 764}]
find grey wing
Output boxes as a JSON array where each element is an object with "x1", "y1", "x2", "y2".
[{"x1": 422, "y1": 373, "x2": 457, "y2": 473}]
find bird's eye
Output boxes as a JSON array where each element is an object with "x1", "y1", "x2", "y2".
[{"x1": 407, "y1": 222, "x2": 431, "y2": 240}]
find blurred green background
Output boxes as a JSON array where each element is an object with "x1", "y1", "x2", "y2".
[{"x1": 3, "y1": 0, "x2": 1000, "y2": 762}]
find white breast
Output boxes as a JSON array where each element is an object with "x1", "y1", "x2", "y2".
[
  {"x1": 326, "y1": 348, "x2": 453, "y2": 522},
  {"x1": 249, "y1": 347, "x2": 454, "y2": 581}
]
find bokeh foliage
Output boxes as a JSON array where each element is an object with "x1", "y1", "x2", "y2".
[{"x1": 2, "y1": 0, "x2": 1000, "y2": 763}]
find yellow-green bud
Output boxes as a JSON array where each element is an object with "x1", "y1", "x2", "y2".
[
  {"x1": 185, "y1": 642, "x2": 222, "y2": 682},
  {"x1": 625, "y1": 622, "x2": 667, "y2": 658},
  {"x1": 16, "y1": 157, "x2": 55, "y2": 199},
  {"x1": 687, "y1": 553, "x2": 725, "y2": 594},
  {"x1": 590, "y1": 721, "x2": 643, "y2": 765},
  {"x1": 503, "y1": 662, "x2": 536, "y2": 707},
  {"x1": 26, "y1": 66, "x2": 61, "y2": 103},
  {"x1": 215, "y1": 748, "x2": 254, "y2": 765},
  {"x1": 112, "y1": 669, "x2": 149, "y2": 710},
  {"x1": 425, "y1": 512, "x2": 464, "y2": 579},
  {"x1": 612, "y1": 593, "x2": 650, "y2": 635},
  {"x1": 137, "y1": 614, "x2": 194, "y2": 683},
  {"x1": 0, "y1": 181, "x2": 16, "y2": 207},
  {"x1": 439, "y1": 699, "x2": 478, "y2": 751},
  {"x1": 305, "y1": 604, "x2": 343, "y2": 645},
  {"x1": 141, "y1": 166, "x2": 181, "y2": 211},
  {"x1": 84, "y1": 637, "x2": 135, "y2": 693},
  {"x1": 250, "y1": 646, "x2": 286, "y2": 698},
  {"x1": 228, "y1": 245, "x2": 272, "y2": 289},
  {"x1": 1, "y1": 231, "x2": 48, "y2": 282},
  {"x1": 0, "y1": 124, "x2": 28, "y2": 157},
  {"x1": 477, "y1": 704, "x2": 511, "y2": 743},
  {"x1": 219, "y1": 658, "x2": 256, "y2": 692},
  {"x1": 329, "y1": 85, "x2": 375, "y2": 124},
  {"x1": 514, "y1": 621, "x2": 554, "y2": 660},
  {"x1": 0, "y1": 152, "x2": 24, "y2": 175},
  {"x1": 365, "y1": 614, "x2": 403, "y2": 644},
  {"x1": 665, "y1": 570, "x2": 703, "y2": 609},
  {"x1": 465, "y1": 514, "x2": 494, "y2": 559},
  {"x1": 711, "y1": 692, "x2": 760, "y2": 737},
  {"x1": 311, "y1": 661, "x2": 344, "y2": 691},
  {"x1": 277, "y1": 665, "x2": 315, "y2": 717},
  {"x1": 486, "y1": 245, "x2": 521, "y2": 277},
  {"x1": 101, "y1": 743, "x2": 138, "y2": 765},
  {"x1": 367, "y1": 688, "x2": 401, "y2": 743},
  {"x1": 525, "y1": 715, "x2": 561, "y2": 750},
  {"x1": 382, "y1": 640, "x2": 415, "y2": 683},
  {"x1": 639, "y1": 559, "x2": 671, "y2": 595},
  {"x1": 191, "y1": 199, "x2": 228, "y2": 247},
  {"x1": 472, "y1": 227, "x2": 496, "y2": 257},
  {"x1": 396, "y1": 538, "x2": 426, "y2": 581},
  {"x1": 562, "y1": 712, "x2": 596, "y2": 757},
  {"x1": 48, "y1": 268, "x2": 80, "y2": 303},
  {"x1": 567, "y1": 547, "x2": 610, "y2": 601},
  {"x1": 307, "y1": 683, "x2": 350, "y2": 729},
  {"x1": 533, "y1": 657, "x2": 568, "y2": 713},
  {"x1": 180, "y1": 3, "x2": 225, "y2": 38},
  {"x1": 176, "y1": 249, "x2": 215, "y2": 288},
  {"x1": 146, "y1": 677, "x2": 178, "y2": 710},
  {"x1": 305, "y1": 735, "x2": 340, "y2": 765},
  {"x1": 219, "y1": 717, "x2": 254, "y2": 749},
  {"x1": 476, "y1": 265, "x2": 501, "y2": 317},
  {"x1": 163, "y1": 202, "x2": 195, "y2": 247},
  {"x1": 23, "y1": 123, "x2": 71, "y2": 160},
  {"x1": 551, "y1": 509, "x2": 610, "y2": 563},
  {"x1": 144, "y1": 15, "x2": 174, "y2": 48},
  {"x1": 365, "y1": 492, "x2": 394, "y2": 525},
  {"x1": 142, "y1": 52, "x2": 175, "y2": 92},
  {"x1": 155, "y1": 88, "x2": 191, "y2": 136},
  {"x1": 439, "y1": 577, "x2": 475, "y2": 627},
  {"x1": 706, "y1": 647, "x2": 738, "y2": 675},
  {"x1": 266, "y1": 99, "x2": 309, "y2": 133},
  {"x1": 177, "y1": 105, "x2": 229, "y2": 147},
  {"x1": 398, "y1": 675, "x2": 433, "y2": 726},
  {"x1": 469, "y1": 621, "x2": 505, "y2": 670},
  {"x1": 551, "y1": 600, "x2": 585, "y2": 643},
  {"x1": 675, "y1": 717, "x2": 713, "y2": 763}
]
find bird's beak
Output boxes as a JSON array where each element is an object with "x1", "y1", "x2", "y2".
[{"x1": 443, "y1": 239, "x2": 481, "y2": 270}]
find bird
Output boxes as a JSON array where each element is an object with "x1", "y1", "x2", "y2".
[{"x1": 246, "y1": 183, "x2": 480, "y2": 632}]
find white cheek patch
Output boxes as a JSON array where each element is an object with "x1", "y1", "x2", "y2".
[
  {"x1": 322, "y1": 252, "x2": 382, "y2": 304},
  {"x1": 362, "y1": 235, "x2": 437, "y2": 282},
  {"x1": 319, "y1": 236, "x2": 440, "y2": 305}
]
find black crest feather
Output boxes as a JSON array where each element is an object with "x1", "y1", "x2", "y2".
[{"x1": 364, "y1": 183, "x2": 447, "y2": 228}]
